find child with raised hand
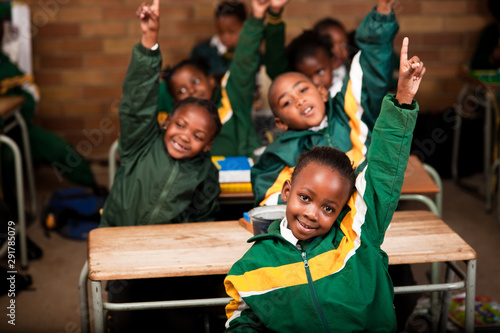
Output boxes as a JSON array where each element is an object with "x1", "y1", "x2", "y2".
[
  {"x1": 251, "y1": 0, "x2": 398, "y2": 207},
  {"x1": 191, "y1": 1, "x2": 247, "y2": 80},
  {"x1": 225, "y1": 37, "x2": 425, "y2": 332},
  {"x1": 100, "y1": 0, "x2": 223, "y2": 228},
  {"x1": 158, "y1": 0, "x2": 270, "y2": 158}
]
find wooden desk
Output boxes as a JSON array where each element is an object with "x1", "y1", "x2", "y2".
[
  {"x1": 81, "y1": 211, "x2": 476, "y2": 333},
  {"x1": 0, "y1": 96, "x2": 25, "y2": 116}
]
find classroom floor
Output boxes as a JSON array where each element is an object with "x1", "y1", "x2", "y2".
[{"x1": 1, "y1": 160, "x2": 500, "y2": 333}]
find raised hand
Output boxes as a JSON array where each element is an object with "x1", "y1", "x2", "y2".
[
  {"x1": 376, "y1": 0, "x2": 395, "y2": 15},
  {"x1": 252, "y1": 0, "x2": 270, "y2": 19},
  {"x1": 396, "y1": 37, "x2": 426, "y2": 105},
  {"x1": 137, "y1": 0, "x2": 160, "y2": 48},
  {"x1": 270, "y1": 0, "x2": 290, "y2": 14}
]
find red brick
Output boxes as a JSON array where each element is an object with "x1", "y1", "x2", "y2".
[
  {"x1": 40, "y1": 86, "x2": 82, "y2": 100},
  {"x1": 57, "y1": 7, "x2": 103, "y2": 22},
  {"x1": 60, "y1": 70, "x2": 109, "y2": 85},
  {"x1": 81, "y1": 22, "x2": 127, "y2": 37},
  {"x1": 35, "y1": 72, "x2": 62, "y2": 85},
  {"x1": 287, "y1": 3, "x2": 334, "y2": 17},
  {"x1": 37, "y1": 102, "x2": 63, "y2": 117},
  {"x1": 62, "y1": 102, "x2": 108, "y2": 116},
  {"x1": 421, "y1": 1, "x2": 468, "y2": 15},
  {"x1": 33, "y1": 40, "x2": 62, "y2": 54},
  {"x1": 420, "y1": 32, "x2": 465, "y2": 46},
  {"x1": 40, "y1": 55, "x2": 83, "y2": 69},
  {"x1": 61, "y1": 40, "x2": 103, "y2": 53},
  {"x1": 37, "y1": 117, "x2": 85, "y2": 132},
  {"x1": 393, "y1": 2, "x2": 421, "y2": 16},
  {"x1": 83, "y1": 87, "x2": 122, "y2": 100},
  {"x1": 36, "y1": 23, "x2": 80, "y2": 37},
  {"x1": 85, "y1": 55, "x2": 130, "y2": 68},
  {"x1": 102, "y1": 6, "x2": 138, "y2": 20}
]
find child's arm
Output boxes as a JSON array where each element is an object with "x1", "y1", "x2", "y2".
[
  {"x1": 355, "y1": 37, "x2": 425, "y2": 243},
  {"x1": 119, "y1": 0, "x2": 162, "y2": 160},
  {"x1": 263, "y1": 0, "x2": 291, "y2": 80},
  {"x1": 217, "y1": 0, "x2": 269, "y2": 156},
  {"x1": 348, "y1": 0, "x2": 399, "y2": 122}
]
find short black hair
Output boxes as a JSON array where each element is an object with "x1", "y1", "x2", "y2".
[
  {"x1": 286, "y1": 30, "x2": 333, "y2": 71},
  {"x1": 313, "y1": 17, "x2": 346, "y2": 35},
  {"x1": 216, "y1": 1, "x2": 247, "y2": 22},
  {"x1": 171, "y1": 97, "x2": 222, "y2": 140},
  {"x1": 292, "y1": 146, "x2": 356, "y2": 198},
  {"x1": 161, "y1": 57, "x2": 211, "y2": 97}
]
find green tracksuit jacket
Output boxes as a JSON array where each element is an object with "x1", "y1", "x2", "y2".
[
  {"x1": 100, "y1": 44, "x2": 220, "y2": 227},
  {"x1": 225, "y1": 95, "x2": 418, "y2": 332},
  {"x1": 252, "y1": 8, "x2": 399, "y2": 206},
  {"x1": 158, "y1": 17, "x2": 263, "y2": 157}
]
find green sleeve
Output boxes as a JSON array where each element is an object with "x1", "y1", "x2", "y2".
[
  {"x1": 264, "y1": 21, "x2": 290, "y2": 80},
  {"x1": 0, "y1": 53, "x2": 37, "y2": 121},
  {"x1": 119, "y1": 43, "x2": 162, "y2": 161},
  {"x1": 224, "y1": 309, "x2": 267, "y2": 332},
  {"x1": 354, "y1": 7, "x2": 399, "y2": 120},
  {"x1": 185, "y1": 163, "x2": 220, "y2": 222},
  {"x1": 157, "y1": 80, "x2": 174, "y2": 113},
  {"x1": 362, "y1": 94, "x2": 418, "y2": 245},
  {"x1": 220, "y1": 16, "x2": 264, "y2": 156}
]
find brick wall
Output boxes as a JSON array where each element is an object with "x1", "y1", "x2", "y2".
[{"x1": 22, "y1": 0, "x2": 492, "y2": 159}]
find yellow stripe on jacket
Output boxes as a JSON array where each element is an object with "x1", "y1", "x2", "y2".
[
  {"x1": 344, "y1": 52, "x2": 369, "y2": 168},
  {"x1": 219, "y1": 72, "x2": 233, "y2": 124},
  {"x1": 260, "y1": 166, "x2": 294, "y2": 206}
]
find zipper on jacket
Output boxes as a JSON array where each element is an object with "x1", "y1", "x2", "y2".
[
  {"x1": 302, "y1": 251, "x2": 331, "y2": 333},
  {"x1": 149, "y1": 161, "x2": 179, "y2": 223}
]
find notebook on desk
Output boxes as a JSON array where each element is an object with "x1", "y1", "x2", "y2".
[{"x1": 212, "y1": 156, "x2": 253, "y2": 193}]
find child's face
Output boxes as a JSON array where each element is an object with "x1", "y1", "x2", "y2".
[
  {"x1": 281, "y1": 161, "x2": 351, "y2": 241},
  {"x1": 295, "y1": 49, "x2": 334, "y2": 92},
  {"x1": 163, "y1": 103, "x2": 215, "y2": 159},
  {"x1": 270, "y1": 72, "x2": 328, "y2": 131},
  {"x1": 169, "y1": 65, "x2": 216, "y2": 103},
  {"x1": 320, "y1": 26, "x2": 349, "y2": 70},
  {"x1": 216, "y1": 15, "x2": 243, "y2": 50}
]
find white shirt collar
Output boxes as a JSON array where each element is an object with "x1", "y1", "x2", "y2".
[
  {"x1": 308, "y1": 115, "x2": 328, "y2": 132},
  {"x1": 329, "y1": 64, "x2": 347, "y2": 97},
  {"x1": 209, "y1": 35, "x2": 228, "y2": 56},
  {"x1": 280, "y1": 217, "x2": 300, "y2": 247}
]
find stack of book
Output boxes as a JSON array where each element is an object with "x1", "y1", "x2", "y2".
[{"x1": 212, "y1": 156, "x2": 253, "y2": 194}]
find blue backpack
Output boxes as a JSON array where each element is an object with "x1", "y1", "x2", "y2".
[{"x1": 42, "y1": 187, "x2": 105, "y2": 240}]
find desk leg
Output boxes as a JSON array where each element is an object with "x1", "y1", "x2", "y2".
[
  {"x1": 430, "y1": 262, "x2": 441, "y2": 333},
  {"x1": 78, "y1": 261, "x2": 89, "y2": 333},
  {"x1": 439, "y1": 263, "x2": 456, "y2": 333},
  {"x1": 0, "y1": 135, "x2": 28, "y2": 269},
  {"x1": 91, "y1": 280, "x2": 105, "y2": 333},
  {"x1": 13, "y1": 110, "x2": 36, "y2": 216},
  {"x1": 464, "y1": 259, "x2": 477, "y2": 333}
]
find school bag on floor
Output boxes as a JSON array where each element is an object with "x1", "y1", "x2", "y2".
[{"x1": 41, "y1": 187, "x2": 105, "y2": 240}]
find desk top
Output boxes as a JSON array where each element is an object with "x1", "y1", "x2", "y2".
[
  {"x1": 88, "y1": 211, "x2": 475, "y2": 281},
  {"x1": 0, "y1": 96, "x2": 25, "y2": 117},
  {"x1": 88, "y1": 221, "x2": 253, "y2": 281},
  {"x1": 382, "y1": 210, "x2": 476, "y2": 264}
]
